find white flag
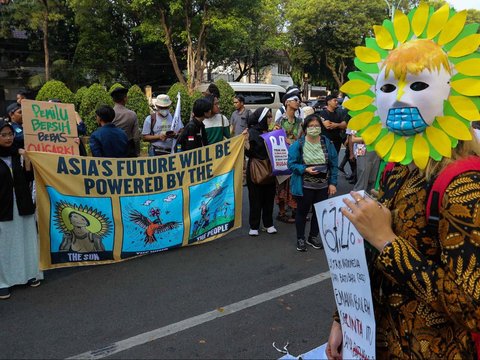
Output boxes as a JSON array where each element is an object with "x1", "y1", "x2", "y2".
[{"x1": 171, "y1": 91, "x2": 183, "y2": 153}]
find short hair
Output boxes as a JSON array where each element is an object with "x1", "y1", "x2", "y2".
[
  {"x1": 302, "y1": 114, "x2": 322, "y2": 132},
  {"x1": 192, "y1": 98, "x2": 213, "y2": 117},
  {"x1": 110, "y1": 87, "x2": 128, "y2": 103},
  {"x1": 234, "y1": 95, "x2": 245, "y2": 103},
  {"x1": 207, "y1": 83, "x2": 220, "y2": 98},
  {"x1": 17, "y1": 90, "x2": 28, "y2": 98},
  {"x1": 95, "y1": 105, "x2": 116, "y2": 123}
]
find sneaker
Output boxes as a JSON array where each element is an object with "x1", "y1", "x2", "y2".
[
  {"x1": 0, "y1": 287, "x2": 10, "y2": 300},
  {"x1": 266, "y1": 226, "x2": 277, "y2": 234},
  {"x1": 249, "y1": 229, "x2": 259, "y2": 236},
  {"x1": 27, "y1": 278, "x2": 41, "y2": 288},
  {"x1": 306, "y1": 236, "x2": 323, "y2": 249},
  {"x1": 296, "y1": 238, "x2": 307, "y2": 252}
]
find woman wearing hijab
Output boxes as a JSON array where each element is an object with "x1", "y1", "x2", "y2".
[
  {"x1": 0, "y1": 120, "x2": 42, "y2": 299},
  {"x1": 243, "y1": 107, "x2": 277, "y2": 236}
]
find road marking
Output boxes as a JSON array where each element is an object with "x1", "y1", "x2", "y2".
[{"x1": 67, "y1": 271, "x2": 331, "y2": 359}]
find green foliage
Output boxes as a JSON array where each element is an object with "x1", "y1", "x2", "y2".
[
  {"x1": 215, "y1": 79, "x2": 235, "y2": 118},
  {"x1": 74, "y1": 86, "x2": 88, "y2": 110},
  {"x1": 79, "y1": 84, "x2": 113, "y2": 134},
  {"x1": 126, "y1": 85, "x2": 150, "y2": 128},
  {"x1": 167, "y1": 83, "x2": 201, "y2": 125},
  {"x1": 109, "y1": 83, "x2": 125, "y2": 93},
  {"x1": 35, "y1": 80, "x2": 75, "y2": 104}
]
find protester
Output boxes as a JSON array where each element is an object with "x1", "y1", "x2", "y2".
[
  {"x1": 350, "y1": 132, "x2": 380, "y2": 193},
  {"x1": 0, "y1": 120, "x2": 42, "y2": 300},
  {"x1": 6, "y1": 102, "x2": 24, "y2": 150},
  {"x1": 327, "y1": 6, "x2": 480, "y2": 358},
  {"x1": 142, "y1": 94, "x2": 175, "y2": 156},
  {"x1": 89, "y1": 105, "x2": 129, "y2": 158},
  {"x1": 318, "y1": 95, "x2": 347, "y2": 155},
  {"x1": 110, "y1": 87, "x2": 140, "y2": 157},
  {"x1": 203, "y1": 95, "x2": 230, "y2": 144},
  {"x1": 230, "y1": 95, "x2": 250, "y2": 137},
  {"x1": 288, "y1": 114, "x2": 337, "y2": 251},
  {"x1": 16, "y1": 90, "x2": 28, "y2": 105},
  {"x1": 176, "y1": 98, "x2": 212, "y2": 152},
  {"x1": 274, "y1": 86, "x2": 304, "y2": 123},
  {"x1": 244, "y1": 107, "x2": 276, "y2": 236},
  {"x1": 274, "y1": 93, "x2": 303, "y2": 223}
]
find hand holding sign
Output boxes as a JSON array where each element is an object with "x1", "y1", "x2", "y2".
[{"x1": 340, "y1": 191, "x2": 396, "y2": 252}]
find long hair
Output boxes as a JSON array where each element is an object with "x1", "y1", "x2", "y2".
[{"x1": 424, "y1": 129, "x2": 480, "y2": 180}]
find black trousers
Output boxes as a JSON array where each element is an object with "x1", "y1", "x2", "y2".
[
  {"x1": 247, "y1": 178, "x2": 275, "y2": 230},
  {"x1": 294, "y1": 187, "x2": 328, "y2": 240}
]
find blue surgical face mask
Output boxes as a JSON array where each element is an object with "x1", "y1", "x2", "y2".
[{"x1": 158, "y1": 109, "x2": 169, "y2": 117}]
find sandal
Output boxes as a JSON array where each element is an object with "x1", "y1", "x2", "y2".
[{"x1": 276, "y1": 214, "x2": 291, "y2": 223}]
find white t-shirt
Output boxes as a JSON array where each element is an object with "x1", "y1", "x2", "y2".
[{"x1": 142, "y1": 112, "x2": 174, "y2": 148}]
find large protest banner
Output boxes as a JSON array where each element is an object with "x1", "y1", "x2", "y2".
[
  {"x1": 22, "y1": 99, "x2": 80, "y2": 155},
  {"x1": 28, "y1": 137, "x2": 244, "y2": 270},
  {"x1": 314, "y1": 192, "x2": 376, "y2": 360}
]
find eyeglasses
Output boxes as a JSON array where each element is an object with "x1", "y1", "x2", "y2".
[{"x1": 0, "y1": 132, "x2": 14, "y2": 138}]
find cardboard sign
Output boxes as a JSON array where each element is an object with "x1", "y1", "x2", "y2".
[
  {"x1": 22, "y1": 99, "x2": 79, "y2": 155},
  {"x1": 314, "y1": 191, "x2": 376, "y2": 360}
]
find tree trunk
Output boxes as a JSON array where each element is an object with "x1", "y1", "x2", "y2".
[
  {"x1": 159, "y1": 8, "x2": 187, "y2": 88},
  {"x1": 41, "y1": 0, "x2": 50, "y2": 81},
  {"x1": 325, "y1": 54, "x2": 344, "y2": 89}
]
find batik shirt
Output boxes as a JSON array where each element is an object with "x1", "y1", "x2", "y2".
[{"x1": 367, "y1": 164, "x2": 480, "y2": 359}]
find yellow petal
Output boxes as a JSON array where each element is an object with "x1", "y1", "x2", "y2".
[
  {"x1": 449, "y1": 34, "x2": 480, "y2": 57},
  {"x1": 449, "y1": 96, "x2": 480, "y2": 121},
  {"x1": 343, "y1": 95, "x2": 374, "y2": 111},
  {"x1": 340, "y1": 79, "x2": 371, "y2": 95},
  {"x1": 455, "y1": 59, "x2": 480, "y2": 76},
  {"x1": 348, "y1": 112, "x2": 374, "y2": 131},
  {"x1": 388, "y1": 137, "x2": 407, "y2": 162},
  {"x1": 426, "y1": 4, "x2": 450, "y2": 39},
  {"x1": 426, "y1": 126, "x2": 451, "y2": 157},
  {"x1": 412, "y1": 134, "x2": 430, "y2": 169},
  {"x1": 374, "y1": 132, "x2": 395, "y2": 158},
  {"x1": 354, "y1": 46, "x2": 381, "y2": 63},
  {"x1": 438, "y1": 10, "x2": 467, "y2": 45},
  {"x1": 361, "y1": 123, "x2": 382, "y2": 145},
  {"x1": 373, "y1": 25, "x2": 393, "y2": 50},
  {"x1": 436, "y1": 116, "x2": 473, "y2": 140},
  {"x1": 451, "y1": 78, "x2": 480, "y2": 97},
  {"x1": 393, "y1": 10, "x2": 410, "y2": 43},
  {"x1": 412, "y1": 2, "x2": 430, "y2": 37}
]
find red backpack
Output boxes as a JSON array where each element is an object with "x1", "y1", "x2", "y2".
[{"x1": 383, "y1": 156, "x2": 480, "y2": 358}]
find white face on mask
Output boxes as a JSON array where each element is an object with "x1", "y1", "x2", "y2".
[{"x1": 375, "y1": 66, "x2": 451, "y2": 136}]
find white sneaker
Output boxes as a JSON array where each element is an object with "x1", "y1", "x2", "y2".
[
  {"x1": 249, "y1": 229, "x2": 259, "y2": 236},
  {"x1": 266, "y1": 226, "x2": 277, "y2": 234}
]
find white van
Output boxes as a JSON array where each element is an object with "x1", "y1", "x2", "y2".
[{"x1": 198, "y1": 82, "x2": 286, "y2": 114}]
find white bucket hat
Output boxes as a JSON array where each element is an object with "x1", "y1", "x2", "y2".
[{"x1": 153, "y1": 94, "x2": 172, "y2": 108}]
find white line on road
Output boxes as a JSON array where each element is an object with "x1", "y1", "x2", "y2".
[{"x1": 67, "y1": 271, "x2": 331, "y2": 359}]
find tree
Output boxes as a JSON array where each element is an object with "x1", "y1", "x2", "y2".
[
  {"x1": 131, "y1": 0, "x2": 259, "y2": 92},
  {"x1": 284, "y1": 0, "x2": 387, "y2": 89},
  {"x1": 127, "y1": 85, "x2": 150, "y2": 128},
  {"x1": 0, "y1": 0, "x2": 67, "y2": 82},
  {"x1": 167, "y1": 82, "x2": 201, "y2": 124},
  {"x1": 78, "y1": 84, "x2": 113, "y2": 134}
]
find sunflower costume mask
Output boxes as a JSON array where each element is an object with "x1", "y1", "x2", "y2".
[{"x1": 340, "y1": 3, "x2": 480, "y2": 169}]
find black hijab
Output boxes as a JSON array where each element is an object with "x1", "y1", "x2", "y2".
[
  {"x1": 0, "y1": 120, "x2": 17, "y2": 157},
  {"x1": 248, "y1": 107, "x2": 270, "y2": 132}
]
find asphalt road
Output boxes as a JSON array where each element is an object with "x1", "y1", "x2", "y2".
[{"x1": 0, "y1": 153, "x2": 355, "y2": 360}]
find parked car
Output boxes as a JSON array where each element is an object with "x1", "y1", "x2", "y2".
[{"x1": 198, "y1": 82, "x2": 286, "y2": 114}]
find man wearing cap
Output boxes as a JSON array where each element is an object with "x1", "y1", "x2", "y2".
[
  {"x1": 318, "y1": 95, "x2": 347, "y2": 155},
  {"x1": 6, "y1": 103, "x2": 24, "y2": 150},
  {"x1": 142, "y1": 94, "x2": 175, "y2": 156},
  {"x1": 110, "y1": 87, "x2": 140, "y2": 157},
  {"x1": 274, "y1": 86, "x2": 305, "y2": 124}
]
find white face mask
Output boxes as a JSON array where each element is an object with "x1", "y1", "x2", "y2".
[
  {"x1": 375, "y1": 66, "x2": 451, "y2": 136},
  {"x1": 158, "y1": 109, "x2": 169, "y2": 117}
]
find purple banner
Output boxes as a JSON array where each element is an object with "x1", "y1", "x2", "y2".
[{"x1": 261, "y1": 129, "x2": 292, "y2": 176}]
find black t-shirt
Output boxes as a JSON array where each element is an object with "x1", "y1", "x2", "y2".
[
  {"x1": 318, "y1": 108, "x2": 344, "y2": 144},
  {"x1": 177, "y1": 118, "x2": 208, "y2": 151}
]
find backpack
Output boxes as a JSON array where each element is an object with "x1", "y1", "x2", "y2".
[{"x1": 382, "y1": 156, "x2": 480, "y2": 359}]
